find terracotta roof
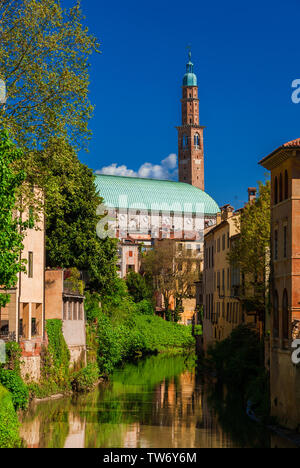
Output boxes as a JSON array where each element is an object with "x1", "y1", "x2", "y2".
[
  {"x1": 259, "y1": 138, "x2": 300, "y2": 167},
  {"x1": 282, "y1": 138, "x2": 300, "y2": 148}
]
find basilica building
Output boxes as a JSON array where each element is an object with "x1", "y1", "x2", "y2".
[{"x1": 95, "y1": 53, "x2": 219, "y2": 323}]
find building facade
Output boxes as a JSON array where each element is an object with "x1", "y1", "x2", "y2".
[
  {"x1": 0, "y1": 191, "x2": 45, "y2": 381},
  {"x1": 202, "y1": 191, "x2": 262, "y2": 351},
  {"x1": 0, "y1": 195, "x2": 45, "y2": 344},
  {"x1": 45, "y1": 269, "x2": 86, "y2": 366},
  {"x1": 260, "y1": 138, "x2": 300, "y2": 430},
  {"x1": 202, "y1": 206, "x2": 242, "y2": 350}
]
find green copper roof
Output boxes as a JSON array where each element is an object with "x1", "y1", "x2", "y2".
[
  {"x1": 183, "y1": 51, "x2": 197, "y2": 87},
  {"x1": 95, "y1": 174, "x2": 219, "y2": 215}
]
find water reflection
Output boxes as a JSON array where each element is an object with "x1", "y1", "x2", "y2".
[{"x1": 20, "y1": 354, "x2": 295, "y2": 448}]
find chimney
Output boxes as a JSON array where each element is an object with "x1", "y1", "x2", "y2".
[
  {"x1": 220, "y1": 204, "x2": 234, "y2": 221},
  {"x1": 216, "y1": 212, "x2": 222, "y2": 225},
  {"x1": 248, "y1": 187, "x2": 257, "y2": 203}
]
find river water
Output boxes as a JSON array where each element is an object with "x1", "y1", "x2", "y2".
[{"x1": 20, "y1": 354, "x2": 296, "y2": 448}]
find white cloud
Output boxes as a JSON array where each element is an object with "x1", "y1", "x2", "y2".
[{"x1": 96, "y1": 153, "x2": 178, "y2": 181}]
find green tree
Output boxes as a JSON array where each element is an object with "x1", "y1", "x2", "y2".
[
  {"x1": 0, "y1": 0, "x2": 99, "y2": 152},
  {"x1": 0, "y1": 130, "x2": 26, "y2": 307},
  {"x1": 228, "y1": 181, "x2": 271, "y2": 326},
  {"x1": 35, "y1": 137, "x2": 118, "y2": 296},
  {"x1": 142, "y1": 240, "x2": 201, "y2": 322},
  {"x1": 126, "y1": 271, "x2": 153, "y2": 304},
  {"x1": 0, "y1": 2, "x2": 118, "y2": 294}
]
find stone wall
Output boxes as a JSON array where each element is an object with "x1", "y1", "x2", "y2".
[
  {"x1": 62, "y1": 320, "x2": 86, "y2": 366},
  {"x1": 20, "y1": 340, "x2": 43, "y2": 382}
]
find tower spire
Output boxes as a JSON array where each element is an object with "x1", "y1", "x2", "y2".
[{"x1": 176, "y1": 52, "x2": 205, "y2": 191}]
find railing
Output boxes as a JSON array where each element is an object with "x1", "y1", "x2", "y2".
[
  {"x1": 0, "y1": 331, "x2": 16, "y2": 342},
  {"x1": 63, "y1": 280, "x2": 83, "y2": 296}
]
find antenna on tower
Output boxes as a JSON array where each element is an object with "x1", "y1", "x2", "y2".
[{"x1": 186, "y1": 43, "x2": 192, "y2": 61}]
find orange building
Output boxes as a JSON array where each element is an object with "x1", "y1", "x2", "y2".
[{"x1": 260, "y1": 138, "x2": 300, "y2": 430}]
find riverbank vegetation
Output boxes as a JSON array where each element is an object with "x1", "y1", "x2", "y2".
[
  {"x1": 207, "y1": 325, "x2": 270, "y2": 421},
  {"x1": 85, "y1": 279, "x2": 195, "y2": 377},
  {"x1": 0, "y1": 384, "x2": 22, "y2": 448}
]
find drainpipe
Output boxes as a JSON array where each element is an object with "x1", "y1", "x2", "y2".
[
  {"x1": 17, "y1": 197, "x2": 23, "y2": 343},
  {"x1": 43, "y1": 204, "x2": 46, "y2": 341}
]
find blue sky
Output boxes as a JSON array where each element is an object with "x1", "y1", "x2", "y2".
[{"x1": 67, "y1": 0, "x2": 300, "y2": 208}]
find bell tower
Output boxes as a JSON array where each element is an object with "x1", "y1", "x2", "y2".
[{"x1": 176, "y1": 52, "x2": 205, "y2": 191}]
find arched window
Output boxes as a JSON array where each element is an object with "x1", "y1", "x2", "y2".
[
  {"x1": 194, "y1": 133, "x2": 200, "y2": 148},
  {"x1": 273, "y1": 290, "x2": 279, "y2": 338},
  {"x1": 279, "y1": 173, "x2": 283, "y2": 202},
  {"x1": 274, "y1": 176, "x2": 278, "y2": 205},
  {"x1": 284, "y1": 170, "x2": 289, "y2": 200},
  {"x1": 282, "y1": 289, "x2": 289, "y2": 340},
  {"x1": 182, "y1": 134, "x2": 188, "y2": 149}
]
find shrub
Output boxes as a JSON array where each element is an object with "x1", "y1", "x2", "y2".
[
  {"x1": 0, "y1": 384, "x2": 22, "y2": 448},
  {"x1": 3, "y1": 342, "x2": 22, "y2": 374},
  {"x1": 126, "y1": 272, "x2": 153, "y2": 303},
  {"x1": 96, "y1": 312, "x2": 123, "y2": 375},
  {"x1": 0, "y1": 369, "x2": 29, "y2": 410},
  {"x1": 136, "y1": 299, "x2": 154, "y2": 316},
  {"x1": 207, "y1": 325, "x2": 270, "y2": 420},
  {"x1": 71, "y1": 363, "x2": 99, "y2": 393},
  {"x1": 207, "y1": 325, "x2": 263, "y2": 393}
]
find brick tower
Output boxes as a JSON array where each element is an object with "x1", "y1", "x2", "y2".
[{"x1": 177, "y1": 52, "x2": 205, "y2": 191}]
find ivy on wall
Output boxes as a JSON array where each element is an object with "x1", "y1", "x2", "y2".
[{"x1": 45, "y1": 320, "x2": 70, "y2": 385}]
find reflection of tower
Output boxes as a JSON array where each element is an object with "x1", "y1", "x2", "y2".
[{"x1": 177, "y1": 52, "x2": 205, "y2": 191}]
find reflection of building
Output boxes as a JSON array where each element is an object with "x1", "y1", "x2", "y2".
[
  {"x1": 95, "y1": 53, "x2": 219, "y2": 323},
  {"x1": 45, "y1": 269, "x2": 86, "y2": 365},
  {"x1": 260, "y1": 138, "x2": 300, "y2": 430}
]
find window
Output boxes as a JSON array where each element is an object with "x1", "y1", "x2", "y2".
[
  {"x1": 274, "y1": 230, "x2": 278, "y2": 260},
  {"x1": 279, "y1": 173, "x2": 283, "y2": 202},
  {"x1": 129, "y1": 251, "x2": 133, "y2": 258},
  {"x1": 28, "y1": 252, "x2": 33, "y2": 278},
  {"x1": 273, "y1": 290, "x2": 279, "y2": 339},
  {"x1": 284, "y1": 170, "x2": 289, "y2": 200},
  {"x1": 222, "y1": 234, "x2": 225, "y2": 251},
  {"x1": 182, "y1": 135, "x2": 188, "y2": 149},
  {"x1": 31, "y1": 318, "x2": 37, "y2": 336},
  {"x1": 274, "y1": 176, "x2": 278, "y2": 205},
  {"x1": 194, "y1": 133, "x2": 200, "y2": 148},
  {"x1": 282, "y1": 289, "x2": 289, "y2": 340},
  {"x1": 227, "y1": 232, "x2": 230, "y2": 248},
  {"x1": 283, "y1": 226, "x2": 287, "y2": 258},
  {"x1": 217, "y1": 238, "x2": 220, "y2": 252}
]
